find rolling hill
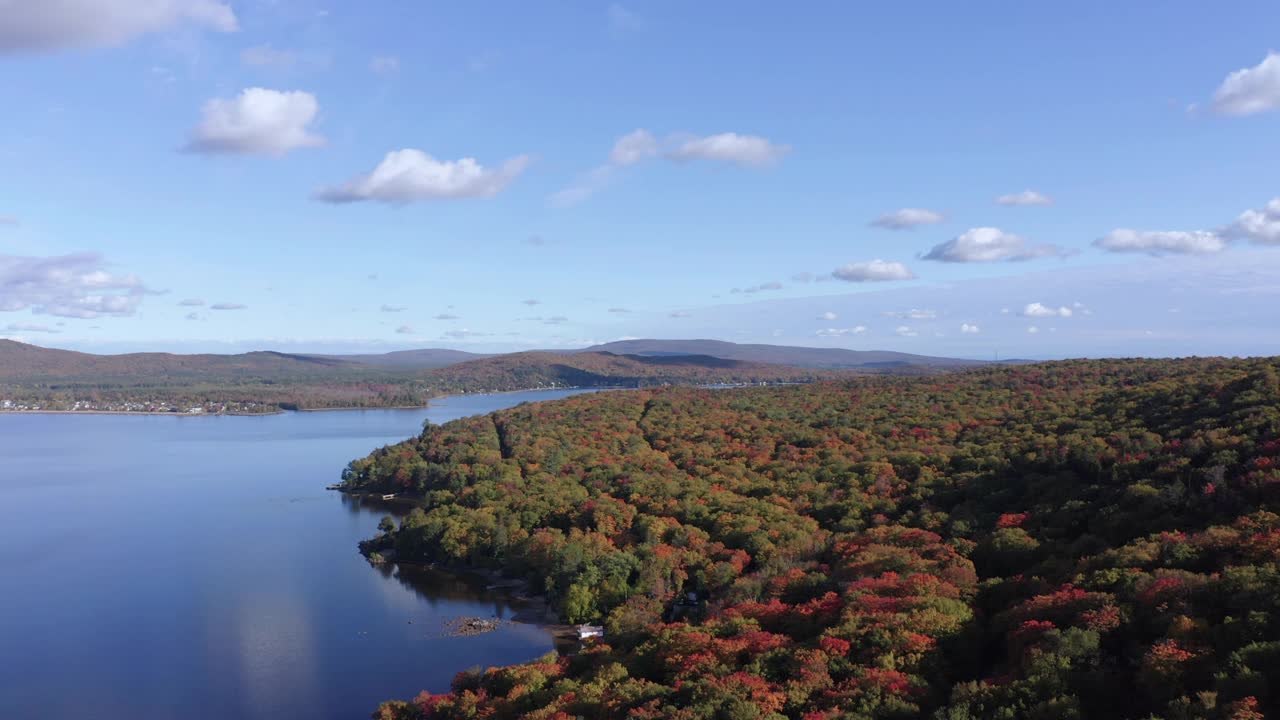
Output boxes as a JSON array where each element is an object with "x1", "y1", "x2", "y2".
[
  {"x1": 0, "y1": 339, "x2": 358, "y2": 382},
  {"x1": 422, "y1": 351, "x2": 832, "y2": 393},
  {"x1": 576, "y1": 338, "x2": 989, "y2": 369}
]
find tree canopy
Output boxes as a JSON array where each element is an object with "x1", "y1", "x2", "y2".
[{"x1": 344, "y1": 357, "x2": 1280, "y2": 720}]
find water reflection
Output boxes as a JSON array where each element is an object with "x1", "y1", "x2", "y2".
[{"x1": 0, "y1": 389, "x2": 599, "y2": 720}]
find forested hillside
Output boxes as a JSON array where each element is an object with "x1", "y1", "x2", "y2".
[
  {"x1": 0, "y1": 343, "x2": 827, "y2": 413},
  {"x1": 343, "y1": 358, "x2": 1280, "y2": 720}
]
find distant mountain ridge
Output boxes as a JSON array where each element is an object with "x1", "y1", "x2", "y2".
[
  {"x1": 0, "y1": 339, "x2": 358, "y2": 381},
  {"x1": 0, "y1": 340, "x2": 850, "y2": 413},
  {"x1": 0, "y1": 338, "x2": 991, "y2": 378},
  {"x1": 575, "y1": 339, "x2": 988, "y2": 369}
]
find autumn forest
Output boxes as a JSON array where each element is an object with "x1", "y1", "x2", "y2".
[{"x1": 340, "y1": 357, "x2": 1280, "y2": 720}]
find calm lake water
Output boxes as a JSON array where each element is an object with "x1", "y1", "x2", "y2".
[{"x1": 0, "y1": 389, "x2": 598, "y2": 720}]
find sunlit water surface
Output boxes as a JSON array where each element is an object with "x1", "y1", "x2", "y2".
[{"x1": 0, "y1": 389, "x2": 598, "y2": 720}]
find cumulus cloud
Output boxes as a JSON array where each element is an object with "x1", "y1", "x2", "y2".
[
  {"x1": 317, "y1": 149, "x2": 529, "y2": 204},
  {"x1": 609, "y1": 129, "x2": 658, "y2": 166},
  {"x1": 831, "y1": 259, "x2": 915, "y2": 282},
  {"x1": 1224, "y1": 197, "x2": 1280, "y2": 245},
  {"x1": 816, "y1": 326, "x2": 866, "y2": 337},
  {"x1": 186, "y1": 88, "x2": 323, "y2": 156},
  {"x1": 667, "y1": 132, "x2": 790, "y2": 167},
  {"x1": 924, "y1": 227, "x2": 1065, "y2": 262},
  {"x1": 883, "y1": 308, "x2": 936, "y2": 320},
  {"x1": 369, "y1": 55, "x2": 400, "y2": 74},
  {"x1": 380, "y1": 304, "x2": 406, "y2": 312},
  {"x1": 185, "y1": 312, "x2": 200, "y2": 321},
  {"x1": 1212, "y1": 52, "x2": 1280, "y2": 116},
  {"x1": 210, "y1": 302, "x2": 246, "y2": 310},
  {"x1": 395, "y1": 325, "x2": 414, "y2": 334},
  {"x1": 1027, "y1": 326, "x2": 1040, "y2": 334},
  {"x1": 733, "y1": 281, "x2": 783, "y2": 294},
  {"x1": 1094, "y1": 229, "x2": 1226, "y2": 255},
  {"x1": 871, "y1": 208, "x2": 945, "y2": 230},
  {"x1": 1, "y1": 252, "x2": 147, "y2": 318},
  {"x1": 960, "y1": 323, "x2": 980, "y2": 334},
  {"x1": 553, "y1": 129, "x2": 786, "y2": 206},
  {"x1": 818, "y1": 311, "x2": 838, "y2": 321},
  {"x1": 178, "y1": 298, "x2": 205, "y2": 307},
  {"x1": 434, "y1": 313, "x2": 460, "y2": 320},
  {"x1": 996, "y1": 190, "x2": 1053, "y2": 206},
  {"x1": 895, "y1": 325, "x2": 918, "y2": 337},
  {"x1": 0, "y1": 0, "x2": 237, "y2": 54},
  {"x1": 1021, "y1": 302, "x2": 1072, "y2": 318}
]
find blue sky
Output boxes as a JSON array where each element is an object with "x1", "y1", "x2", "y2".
[{"x1": 2, "y1": 1, "x2": 1279, "y2": 358}]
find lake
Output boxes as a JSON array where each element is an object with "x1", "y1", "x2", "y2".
[{"x1": 0, "y1": 389, "x2": 599, "y2": 720}]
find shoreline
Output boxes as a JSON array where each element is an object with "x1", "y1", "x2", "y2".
[
  {"x1": 394, "y1": 559, "x2": 580, "y2": 643},
  {"x1": 0, "y1": 385, "x2": 619, "y2": 419}
]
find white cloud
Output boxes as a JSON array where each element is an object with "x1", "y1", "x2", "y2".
[
  {"x1": 380, "y1": 304, "x2": 406, "y2": 312},
  {"x1": 609, "y1": 129, "x2": 658, "y2": 166},
  {"x1": 550, "y1": 165, "x2": 614, "y2": 208},
  {"x1": 553, "y1": 129, "x2": 785, "y2": 206},
  {"x1": 369, "y1": 55, "x2": 400, "y2": 74},
  {"x1": 442, "y1": 328, "x2": 487, "y2": 339},
  {"x1": 871, "y1": 208, "x2": 945, "y2": 230},
  {"x1": 667, "y1": 132, "x2": 790, "y2": 167},
  {"x1": 395, "y1": 325, "x2": 414, "y2": 334},
  {"x1": 818, "y1": 311, "x2": 838, "y2": 321},
  {"x1": 434, "y1": 313, "x2": 460, "y2": 320},
  {"x1": 210, "y1": 302, "x2": 246, "y2": 310},
  {"x1": 178, "y1": 298, "x2": 204, "y2": 307},
  {"x1": 522, "y1": 299, "x2": 541, "y2": 306},
  {"x1": 1021, "y1": 302, "x2": 1072, "y2": 318},
  {"x1": 669, "y1": 311, "x2": 691, "y2": 318},
  {"x1": 960, "y1": 323, "x2": 980, "y2": 334},
  {"x1": 0, "y1": 0, "x2": 237, "y2": 54},
  {"x1": 608, "y1": 307, "x2": 631, "y2": 313},
  {"x1": 996, "y1": 190, "x2": 1053, "y2": 206},
  {"x1": 317, "y1": 150, "x2": 529, "y2": 204},
  {"x1": 924, "y1": 227, "x2": 1065, "y2": 262},
  {"x1": 1027, "y1": 326, "x2": 1040, "y2": 334},
  {"x1": 186, "y1": 88, "x2": 323, "y2": 156},
  {"x1": 817, "y1": 326, "x2": 866, "y2": 337},
  {"x1": 895, "y1": 325, "x2": 918, "y2": 337},
  {"x1": 184, "y1": 312, "x2": 200, "y2": 321},
  {"x1": 1, "y1": 252, "x2": 146, "y2": 318},
  {"x1": 542, "y1": 316, "x2": 569, "y2": 325},
  {"x1": 883, "y1": 308, "x2": 936, "y2": 320},
  {"x1": 241, "y1": 45, "x2": 295, "y2": 69},
  {"x1": 1094, "y1": 229, "x2": 1226, "y2": 255},
  {"x1": 734, "y1": 281, "x2": 783, "y2": 294},
  {"x1": 831, "y1": 259, "x2": 915, "y2": 282},
  {"x1": 1224, "y1": 197, "x2": 1280, "y2": 245},
  {"x1": 6, "y1": 322, "x2": 58, "y2": 333},
  {"x1": 1212, "y1": 52, "x2": 1280, "y2": 116}
]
